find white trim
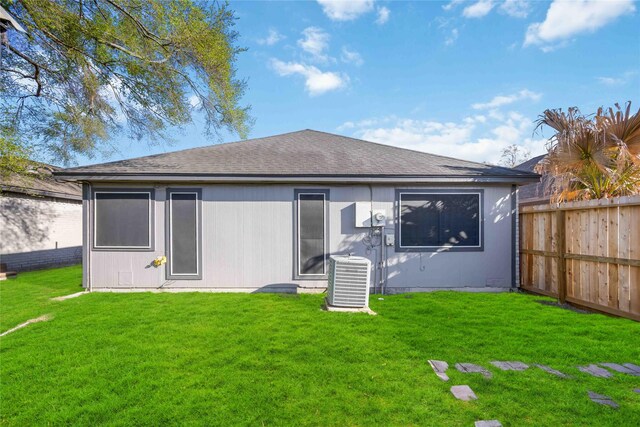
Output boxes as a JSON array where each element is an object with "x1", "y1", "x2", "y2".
[
  {"x1": 168, "y1": 191, "x2": 199, "y2": 277},
  {"x1": 93, "y1": 191, "x2": 152, "y2": 249},
  {"x1": 398, "y1": 191, "x2": 483, "y2": 249},
  {"x1": 297, "y1": 192, "x2": 327, "y2": 276}
]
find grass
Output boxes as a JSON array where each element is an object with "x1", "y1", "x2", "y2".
[
  {"x1": 1, "y1": 266, "x2": 639, "y2": 426},
  {"x1": 0, "y1": 265, "x2": 82, "y2": 332}
]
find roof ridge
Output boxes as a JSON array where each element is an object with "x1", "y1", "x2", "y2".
[
  {"x1": 305, "y1": 129, "x2": 522, "y2": 173},
  {"x1": 64, "y1": 129, "x2": 314, "y2": 171}
]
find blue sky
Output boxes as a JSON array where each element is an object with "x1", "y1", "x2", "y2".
[{"x1": 81, "y1": 0, "x2": 640, "y2": 166}]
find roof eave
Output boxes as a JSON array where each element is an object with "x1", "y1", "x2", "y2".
[{"x1": 53, "y1": 172, "x2": 541, "y2": 185}]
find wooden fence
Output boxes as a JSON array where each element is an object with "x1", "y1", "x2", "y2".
[{"x1": 519, "y1": 195, "x2": 640, "y2": 321}]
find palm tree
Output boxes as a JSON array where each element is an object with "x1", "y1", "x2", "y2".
[{"x1": 535, "y1": 102, "x2": 640, "y2": 202}]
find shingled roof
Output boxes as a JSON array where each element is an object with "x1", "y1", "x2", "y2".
[
  {"x1": 1, "y1": 163, "x2": 82, "y2": 200},
  {"x1": 55, "y1": 130, "x2": 540, "y2": 183},
  {"x1": 514, "y1": 154, "x2": 551, "y2": 204}
]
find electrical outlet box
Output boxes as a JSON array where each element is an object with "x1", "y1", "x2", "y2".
[
  {"x1": 355, "y1": 203, "x2": 387, "y2": 227},
  {"x1": 385, "y1": 234, "x2": 395, "y2": 246}
]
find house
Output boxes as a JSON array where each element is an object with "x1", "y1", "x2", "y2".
[
  {"x1": 54, "y1": 130, "x2": 539, "y2": 293},
  {"x1": 1, "y1": 164, "x2": 83, "y2": 272},
  {"x1": 514, "y1": 154, "x2": 550, "y2": 205}
]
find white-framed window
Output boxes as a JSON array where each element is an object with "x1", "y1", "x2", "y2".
[
  {"x1": 166, "y1": 189, "x2": 201, "y2": 279},
  {"x1": 93, "y1": 190, "x2": 154, "y2": 250},
  {"x1": 397, "y1": 190, "x2": 483, "y2": 252},
  {"x1": 295, "y1": 189, "x2": 329, "y2": 278}
]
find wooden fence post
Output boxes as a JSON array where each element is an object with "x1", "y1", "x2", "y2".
[{"x1": 556, "y1": 209, "x2": 567, "y2": 303}]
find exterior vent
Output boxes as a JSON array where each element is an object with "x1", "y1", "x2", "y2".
[{"x1": 327, "y1": 255, "x2": 372, "y2": 308}]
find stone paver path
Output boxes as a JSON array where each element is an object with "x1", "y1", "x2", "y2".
[
  {"x1": 450, "y1": 385, "x2": 477, "y2": 401},
  {"x1": 455, "y1": 363, "x2": 492, "y2": 379},
  {"x1": 428, "y1": 360, "x2": 449, "y2": 381},
  {"x1": 623, "y1": 363, "x2": 640, "y2": 374},
  {"x1": 634, "y1": 388, "x2": 640, "y2": 394},
  {"x1": 599, "y1": 363, "x2": 640, "y2": 377},
  {"x1": 491, "y1": 361, "x2": 529, "y2": 371},
  {"x1": 475, "y1": 421, "x2": 502, "y2": 427},
  {"x1": 578, "y1": 364, "x2": 612, "y2": 378},
  {"x1": 534, "y1": 364, "x2": 569, "y2": 378},
  {"x1": 588, "y1": 391, "x2": 618, "y2": 409}
]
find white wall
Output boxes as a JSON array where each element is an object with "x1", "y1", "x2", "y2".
[
  {"x1": 0, "y1": 194, "x2": 82, "y2": 270},
  {"x1": 88, "y1": 183, "x2": 516, "y2": 292}
]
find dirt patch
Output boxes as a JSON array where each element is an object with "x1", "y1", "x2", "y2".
[
  {"x1": 535, "y1": 300, "x2": 592, "y2": 314},
  {"x1": 0, "y1": 314, "x2": 52, "y2": 337}
]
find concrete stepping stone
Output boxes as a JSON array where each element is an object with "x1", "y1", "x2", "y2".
[
  {"x1": 634, "y1": 388, "x2": 640, "y2": 394},
  {"x1": 455, "y1": 363, "x2": 492, "y2": 379},
  {"x1": 578, "y1": 364, "x2": 612, "y2": 378},
  {"x1": 588, "y1": 391, "x2": 618, "y2": 409},
  {"x1": 534, "y1": 364, "x2": 569, "y2": 378},
  {"x1": 428, "y1": 360, "x2": 449, "y2": 381},
  {"x1": 623, "y1": 363, "x2": 640, "y2": 374},
  {"x1": 491, "y1": 361, "x2": 529, "y2": 371},
  {"x1": 599, "y1": 363, "x2": 640, "y2": 377},
  {"x1": 450, "y1": 385, "x2": 477, "y2": 401},
  {"x1": 475, "y1": 421, "x2": 502, "y2": 427}
]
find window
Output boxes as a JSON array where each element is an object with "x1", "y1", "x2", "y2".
[
  {"x1": 94, "y1": 190, "x2": 154, "y2": 250},
  {"x1": 295, "y1": 190, "x2": 329, "y2": 278},
  {"x1": 166, "y1": 189, "x2": 201, "y2": 279},
  {"x1": 397, "y1": 190, "x2": 483, "y2": 251}
]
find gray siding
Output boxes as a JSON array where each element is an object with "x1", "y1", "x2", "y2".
[{"x1": 88, "y1": 183, "x2": 516, "y2": 292}]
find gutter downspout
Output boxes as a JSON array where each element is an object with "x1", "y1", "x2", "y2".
[
  {"x1": 83, "y1": 181, "x2": 92, "y2": 292},
  {"x1": 367, "y1": 184, "x2": 384, "y2": 294},
  {"x1": 511, "y1": 184, "x2": 518, "y2": 290}
]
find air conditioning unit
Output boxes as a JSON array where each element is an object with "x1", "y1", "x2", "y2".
[{"x1": 327, "y1": 255, "x2": 372, "y2": 308}]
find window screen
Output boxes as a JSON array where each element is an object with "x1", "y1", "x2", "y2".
[
  {"x1": 399, "y1": 192, "x2": 481, "y2": 249},
  {"x1": 298, "y1": 193, "x2": 327, "y2": 275},
  {"x1": 169, "y1": 192, "x2": 199, "y2": 276},
  {"x1": 94, "y1": 192, "x2": 151, "y2": 248}
]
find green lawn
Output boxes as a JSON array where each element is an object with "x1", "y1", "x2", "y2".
[{"x1": 1, "y1": 266, "x2": 639, "y2": 426}]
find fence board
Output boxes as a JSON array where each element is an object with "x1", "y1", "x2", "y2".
[
  {"x1": 608, "y1": 207, "x2": 619, "y2": 309},
  {"x1": 520, "y1": 195, "x2": 640, "y2": 321}
]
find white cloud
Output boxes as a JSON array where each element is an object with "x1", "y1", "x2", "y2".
[
  {"x1": 340, "y1": 111, "x2": 546, "y2": 164},
  {"x1": 270, "y1": 59, "x2": 347, "y2": 96},
  {"x1": 341, "y1": 47, "x2": 363, "y2": 66},
  {"x1": 597, "y1": 71, "x2": 637, "y2": 86},
  {"x1": 445, "y1": 28, "x2": 459, "y2": 46},
  {"x1": 257, "y1": 28, "x2": 285, "y2": 46},
  {"x1": 188, "y1": 94, "x2": 200, "y2": 108},
  {"x1": 317, "y1": 0, "x2": 375, "y2": 21},
  {"x1": 472, "y1": 89, "x2": 541, "y2": 110},
  {"x1": 375, "y1": 6, "x2": 390, "y2": 24},
  {"x1": 298, "y1": 27, "x2": 331, "y2": 63},
  {"x1": 499, "y1": 0, "x2": 530, "y2": 18},
  {"x1": 462, "y1": 0, "x2": 496, "y2": 18},
  {"x1": 442, "y1": 0, "x2": 465, "y2": 12},
  {"x1": 598, "y1": 77, "x2": 625, "y2": 86},
  {"x1": 525, "y1": 0, "x2": 635, "y2": 48}
]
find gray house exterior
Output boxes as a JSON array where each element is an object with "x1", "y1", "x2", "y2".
[
  {"x1": 55, "y1": 130, "x2": 539, "y2": 293},
  {"x1": 1, "y1": 164, "x2": 83, "y2": 271}
]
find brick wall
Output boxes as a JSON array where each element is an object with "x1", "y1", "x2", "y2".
[{"x1": 1, "y1": 246, "x2": 82, "y2": 271}]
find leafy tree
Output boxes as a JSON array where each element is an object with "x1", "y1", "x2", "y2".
[
  {"x1": 0, "y1": 0, "x2": 251, "y2": 174},
  {"x1": 499, "y1": 144, "x2": 531, "y2": 168},
  {"x1": 535, "y1": 102, "x2": 640, "y2": 202}
]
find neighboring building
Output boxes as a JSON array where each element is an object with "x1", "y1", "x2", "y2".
[
  {"x1": 0, "y1": 164, "x2": 83, "y2": 271},
  {"x1": 55, "y1": 130, "x2": 539, "y2": 293},
  {"x1": 514, "y1": 154, "x2": 550, "y2": 205}
]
